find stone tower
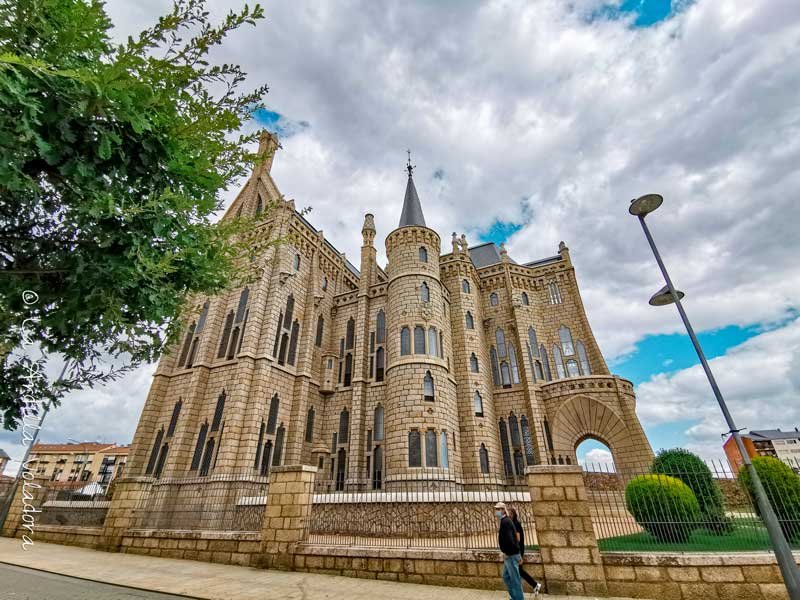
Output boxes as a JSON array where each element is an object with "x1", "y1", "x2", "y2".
[{"x1": 382, "y1": 162, "x2": 462, "y2": 487}]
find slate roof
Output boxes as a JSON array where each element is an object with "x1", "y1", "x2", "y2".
[
  {"x1": 398, "y1": 175, "x2": 426, "y2": 227},
  {"x1": 748, "y1": 429, "x2": 800, "y2": 442}
]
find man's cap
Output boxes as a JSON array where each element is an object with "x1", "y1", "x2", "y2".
[{"x1": 494, "y1": 501, "x2": 506, "y2": 510}]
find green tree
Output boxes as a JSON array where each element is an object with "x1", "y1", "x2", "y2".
[
  {"x1": 625, "y1": 473, "x2": 701, "y2": 543},
  {"x1": 0, "y1": 0, "x2": 270, "y2": 428},
  {"x1": 651, "y1": 448, "x2": 732, "y2": 534},
  {"x1": 739, "y1": 456, "x2": 800, "y2": 543}
]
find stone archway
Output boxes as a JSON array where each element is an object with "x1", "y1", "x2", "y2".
[{"x1": 549, "y1": 394, "x2": 653, "y2": 477}]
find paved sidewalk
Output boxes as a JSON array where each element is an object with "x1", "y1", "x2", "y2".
[{"x1": 0, "y1": 538, "x2": 639, "y2": 600}]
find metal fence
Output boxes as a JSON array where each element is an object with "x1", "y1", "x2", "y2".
[
  {"x1": 584, "y1": 457, "x2": 800, "y2": 553},
  {"x1": 308, "y1": 470, "x2": 536, "y2": 549},
  {"x1": 133, "y1": 471, "x2": 269, "y2": 532},
  {"x1": 37, "y1": 477, "x2": 112, "y2": 527}
]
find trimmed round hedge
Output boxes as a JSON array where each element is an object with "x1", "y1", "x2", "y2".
[
  {"x1": 625, "y1": 474, "x2": 701, "y2": 543},
  {"x1": 652, "y1": 448, "x2": 731, "y2": 534},
  {"x1": 738, "y1": 456, "x2": 800, "y2": 542}
]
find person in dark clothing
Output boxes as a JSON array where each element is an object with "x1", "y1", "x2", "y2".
[
  {"x1": 508, "y1": 506, "x2": 542, "y2": 598},
  {"x1": 494, "y1": 501, "x2": 524, "y2": 600}
]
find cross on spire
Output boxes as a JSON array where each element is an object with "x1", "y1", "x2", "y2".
[{"x1": 406, "y1": 149, "x2": 415, "y2": 177}]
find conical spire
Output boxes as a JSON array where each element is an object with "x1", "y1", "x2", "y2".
[{"x1": 398, "y1": 151, "x2": 426, "y2": 227}]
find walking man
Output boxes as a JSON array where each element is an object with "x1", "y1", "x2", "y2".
[{"x1": 494, "y1": 501, "x2": 524, "y2": 600}]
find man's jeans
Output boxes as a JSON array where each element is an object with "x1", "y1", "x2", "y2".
[{"x1": 501, "y1": 554, "x2": 524, "y2": 600}]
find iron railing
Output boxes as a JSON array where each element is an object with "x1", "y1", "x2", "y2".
[
  {"x1": 38, "y1": 477, "x2": 112, "y2": 527},
  {"x1": 308, "y1": 470, "x2": 537, "y2": 549},
  {"x1": 133, "y1": 471, "x2": 269, "y2": 532},
  {"x1": 584, "y1": 457, "x2": 800, "y2": 552}
]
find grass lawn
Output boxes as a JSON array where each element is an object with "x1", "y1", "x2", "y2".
[{"x1": 597, "y1": 521, "x2": 788, "y2": 552}]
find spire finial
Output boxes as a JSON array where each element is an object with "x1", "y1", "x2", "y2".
[{"x1": 406, "y1": 149, "x2": 415, "y2": 177}]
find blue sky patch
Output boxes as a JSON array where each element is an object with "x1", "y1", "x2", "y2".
[
  {"x1": 588, "y1": 0, "x2": 691, "y2": 28},
  {"x1": 610, "y1": 323, "x2": 763, "y2": 386},
  {"x1": 479, "y1": 220, "x2": 523, "y2": 246},
  {"x1": 253, "y1": 108, "x2": 309, "y2": 137}
]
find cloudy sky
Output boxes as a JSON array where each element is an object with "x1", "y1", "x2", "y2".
[{"x1": 3, "y1": 0, "x2": 800, "y2": 473}]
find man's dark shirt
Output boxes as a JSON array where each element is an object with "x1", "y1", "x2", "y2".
[{"x1": 498, "y1": 515, "x2": 520, "y2": 556}]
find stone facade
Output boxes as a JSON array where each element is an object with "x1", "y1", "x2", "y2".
[{"x1": 123, "y1": 130, "x2": 653, "y2": 496}]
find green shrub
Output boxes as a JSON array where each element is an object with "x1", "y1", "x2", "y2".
[
  {"x1": 738, "y1": 456, "x2": 800, "y2": 542},
  {"x1": 652, "y1": 448, "x2": 732, "y2": 534},
  {"x1": 625, "y1": 474, "x2": 701, "y2": 543}
]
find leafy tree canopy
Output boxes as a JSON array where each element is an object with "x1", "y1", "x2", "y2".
[{"x1": 0, "y1": 0, "x2": 269, "y2": 429}]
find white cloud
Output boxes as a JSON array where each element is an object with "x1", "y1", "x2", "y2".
[
  {"x1": 636, "y1": 318, "x2": 800, "y2": 459},
  {"x1": 580, "y1": 448, "x2": 615, "y2": 468},
  {"x1": 3, "y1": 1, "x2": 797, "y2": 465}
]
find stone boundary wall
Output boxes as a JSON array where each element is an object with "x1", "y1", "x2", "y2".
[
  {"x1": 603, "y1": 552, "x2": 793, "y2": 600},
  {"x1": 292, "y1": 544, "x2": 544, "y2": 590},
  {"x1": 120, "y1": 529, "x2": 261, "y2": 566},
  {"x1": 20, "y1": 525, "x2": 103, "y2": 549}
]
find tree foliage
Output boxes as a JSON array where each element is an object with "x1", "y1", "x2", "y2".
[
  {"x1": 651, "y1": 448, "x2": 732, "y2": 534},
  {"x1": 625, "y1": 473, "x2": 701, "y2": 543},
  {"x1": 739, "y1": 456, "x2": 800, "y2": 542},
  {"x1": 0, "y1": 0, "x2": 269, "y2": 428}
]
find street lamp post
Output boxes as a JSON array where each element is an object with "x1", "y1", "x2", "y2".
[{"x1": 630, "y1": 194, "x2": 800, "y2": 600}]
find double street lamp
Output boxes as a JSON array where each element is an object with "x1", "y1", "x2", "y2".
[{"x1": 630, "y1": 193, "x2": 800, "y2": 600}]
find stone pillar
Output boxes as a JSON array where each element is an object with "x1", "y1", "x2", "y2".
[
  {"x1": 526, "y1": 464, "x2": 607, "y2": 597},
  {"x1": 98, "y1": 476, "x2": 154, "y2": 551},
  {"x1": 1, "y1": 476, "x2": 48, "y2": 539},
  {"x1": 258, "y1": 465, "x2": 316, "y2": 569}
]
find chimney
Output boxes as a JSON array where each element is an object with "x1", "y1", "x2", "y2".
[{"x1": 257, "y1": 130, "x2": 280, "y2": 173}]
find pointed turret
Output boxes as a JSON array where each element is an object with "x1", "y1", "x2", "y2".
[{"x1": 398, "y1": 152, "x2": 426, "y2": 227}]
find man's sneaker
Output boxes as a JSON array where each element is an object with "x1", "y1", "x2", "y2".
[{"x1": 532, "y1": 582, "x2": 542, "y2": 599}]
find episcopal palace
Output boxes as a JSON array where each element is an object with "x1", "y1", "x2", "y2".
[{"x1": 126, "y1": 131, "x2": 653, "y2": 491}]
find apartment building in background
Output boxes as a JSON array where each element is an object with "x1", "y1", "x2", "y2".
[
  {"x1": 724, "y1": 428, "x2": 800, "y2": 472},
  {"x1": 28, "y1": 442, "x2": 130, "y2": 485}
]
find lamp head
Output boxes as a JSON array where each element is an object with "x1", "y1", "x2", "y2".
[
  {"x1": 629, "y1": 194, "x2": 663, "y2": 217},
  {"x1": 649, "y1": 284, "x2": 685, "y2": 306}
]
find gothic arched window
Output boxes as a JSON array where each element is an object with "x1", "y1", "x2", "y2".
[
  {"x1": 400, "y1": 327, "x2": 411, "y2": 355},
  {"x1": 376, "y1": 309, "x2": 386, "y2": 344},
  {"x1": 428, "y1": 327, "x2": 438, "y2": 356},
  {"x1": 465, "y1": 311, "x2": 474, "y2": 329},
  {"x1": 414, "y1": 326, "x2": 426, "y2": 354},
  {"x1": 419, "y1": 247, "x2": 428, "y2": 262},
  {"x1": 495, "y1": 328, "x2": 507, "y2": 357},
  {"x1": 577, "y1": 341, "x2": 591, "y2": 375},
  {"x1": 566, "y1": 359, "x2": 580, "y2": 378},
  {"x1": 293, "y1": 253, "x2": 301, "y2": 271},
  {"x1": 373, "y1": 405, "x2": 384, "y2": 441},
  {"x1": 315, "y1": 315, "x2": 324, "y2": 347},
  {"x1": 304, "y1": 407, "x2": 315, "y2": 443},
  {"x1": 470, "y1": 353, "x2": 479, "y2": 373},
  {"x1": 508, "y1": 343, "x2": 520, "y2": 384},
  {"x1": 440, "y1": 431, "x2": 449, "y2": 468},
  {"x1": 375, "y1": 347, "x2": 385, "y2": 382},
  {"x1": 462, "y1": 279, "x2": 470, "y2": 293},
  {"x1": 473, "y1": 391, "x2": 484, "y2": 416},
  {"x1": 408, "y1": 431, "x2": 421, "y2": 467},
  {"x1": 540, "y1": 344, "x2": 552, "y2": 381},
  {"x1": 500, "y1": 362, "x2": 512, "y2": 388},
  {"x1": 346, "y1": 318, "x2": 355, "y2": 350},
  {"x1": 420, "y1": 282, "x2": 430, "y2": 302},
  {"x1": 423, "y1": 371, "x2": 435, "y2": 401},
  {"x1": 521, "y1": 292, "x2": 529, "y2": 305},
  {"x1": 479, "y1": 444, "x2": 490, "y2": 473},
  {"x1": 490, "y1": 347, "x2": 501, "y2": 386},
  {"x1": 338, "y1": 408, "x2": 350, "y2": 442},
  {"x1": 559, "y1": 325, "x2": 575, "y2": 355},
  {"x1": 425, "y1": 429, "x2": 438, "y2": 467},
  {"x1": 489, "y1": 292, "x2": 499, "y2": 306},
  {"x1": 266, "y1": 394, "x2": 280, "y2": 434},
  {"x1": 553, "y1": 344, "x2": 566, "y2": 379}
]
